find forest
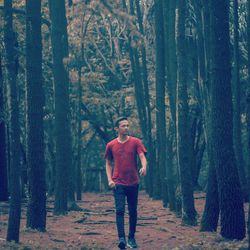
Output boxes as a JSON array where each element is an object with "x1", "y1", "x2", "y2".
[{"x1": 0, "y1": 0, "x2": 250, "y2": 249}]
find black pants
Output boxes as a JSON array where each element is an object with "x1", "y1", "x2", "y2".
[{"x1": 113, "y1": 184, "x2": 139, "y2": 239}]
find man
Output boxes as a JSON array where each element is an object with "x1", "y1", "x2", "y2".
[{"x1": 105, "y1": 117, "x2": 147, "y2": 249}]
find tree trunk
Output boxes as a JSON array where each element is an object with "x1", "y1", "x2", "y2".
[
  {"x1": 232, "y1": 0, "x2": 248, "y2": 202},
  {"x1": 164, "y1": 0, "x2": 177, "y2": 123},
  {"x1": 165, "y1": 126, "x2": 176, "y2": 211},
  {"x1": 154, "y1": 0, "x2": 166, "y2": 201},
  {"x1": 194, "y1": 0, "x2": 220, "y2": 231},
  {"x1": 246, "y1": 0, "x2": 250, "y2": 247},
  {"x1": 190, "y1": 118, "x2": 205, "y2": 189},
  {"x1": 127, "y1": 0, "x2": 147, "y2": 138},
  {"x1": 4, "y1": 0, "x2": 21, "y2": 242},
  {"x1": 163, "y1": 0, "x2": 177, "y2": 211},
  {"x1": 200, "y1": 162, "x2": 219, "y2": 231},
  {"x1": 49, "y1": 0, "x2": 72, "y2": 215},
  {"x1": 135, "y1": 0, "x2": 156, "y2": 198},
  {"x1": 176, "y1": 0, "x2": 197, "y2": 226},
  {"x1": 209, "y1": 0, "x2": 245, "y2": 240},
  {"x1": 45, "y1": 119, "x2": 56, "y2": 196},
  {"x1": 0, "y1": 52, "x2": 8, "y2": 202},
  {"x1": 76, "y1": 69, "x2": 83, "y2": 201},
  {"x1": 25, "y1": 0, "x2": 46, "y2": 231}
]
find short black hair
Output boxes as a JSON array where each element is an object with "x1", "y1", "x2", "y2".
[{"x1": 114, "y1": 117, "x2": 128, "y2": 128}]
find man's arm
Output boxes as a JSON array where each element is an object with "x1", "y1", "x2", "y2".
[
  {"x1": 139, "y1": 153, "x2": 147, "y2": 176},
  {"x1": 106, "y1": 159, "x2": 116, "y2": 188}
]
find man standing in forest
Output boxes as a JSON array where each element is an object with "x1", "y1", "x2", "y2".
[{"x1": 105, "y1": 117, "x2": 147, "y2": 249}]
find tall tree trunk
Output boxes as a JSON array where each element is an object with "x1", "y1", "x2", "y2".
[
  {"x1": 135, "y1": 0, "x2": 156, "y2": 198},
  {"x1": 193, "y1": 0, "x2": 211, "y2": 169},
  {"x1": 176, "y1": 0, "x2": 197, "y2": 226},
  {"x1": 232, "y1": 0, "x2": 248, "y2": 201},
  {"x1": 4, "y1": 0, "x2": 21, "y2": 242},
  {"x1": 202, "y1": 0, "x2": 211, "y2": 88},
  {"x1": 76, "y1": 69, "x2": 83, "y2": 201},
  {"x1": 194, "y1": 0, "x2": 220, "y2": 231},
  {"x1": 163, "y1": 0, "x2": 177, "y2": 211},
  {"x1": 165, "y1": 0, "x2": 177, "y2": 123},
  {"x1": 154, "y1": 0, "x2": 166, "y2": 201},
  {"x1": 209, "y1": 0, "x2": 245, "y2": 240},
  {"x1": 127, "y1": 0, "x2": 147, "y2": 138},
  {"x1": 49, "y1": 0, "x2": 72, "y2": 215},
  {"x1": 0, "y1": 53, "x2": 8, "y2": 202},
  {"x1": 25, "y1": 0, "x2": 46, "y2": 231},
  {"x1": 246, "y1": 0, "x2": 250, "y2": 247}
]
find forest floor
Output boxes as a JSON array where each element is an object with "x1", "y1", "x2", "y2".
[{"x1": 0, "y1": 191, "x2": 248, "y2": 250}]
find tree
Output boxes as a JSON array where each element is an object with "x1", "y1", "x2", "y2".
[
  {"x1": 25, "y1": 0, "x2": 46, "y2": 231},
  {"x1": 232, "y1": 0, "x2": 248, "y2": 201},
  {"x1": 163, "y1": 0, "x2": 177, "y2": 211},
  {"x1": 194, "y1": 0, "x2": 220, "y2": 232},
  {"x1": 246, "y1": 0, "x2": 250, "y2": 246},
  {"x1": 176, "y1": 0, "x2": 197, "y2": 225},
  {"x1": 209, "y1": 0, "x2": 245, "y2": 240},
  {"x1": 135, "y1": 0, "x2": 156, "y2": 198},
  {"x1": 127, "y1": 0, "x2": 147, "y2": 139},
  {"x1": 4, "y1": 0, "x2": 21, "y2": 242},
  {"x1": 76, "y1": 79, "x2": 83, "y2": 200},
  {"x1": 154, "y1": 0, "x2": 166, "y2": 201},
  {"x1": 49, "y1": 0, "x2": 72, "y2": 214},
  {"x1": 200, "y1": 163, "x2": 219, "y2": 233},
  {"x1": 0, "y1": 52, "x2": 8, "y2": 202}
]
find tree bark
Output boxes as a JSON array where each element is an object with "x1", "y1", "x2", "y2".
[
  {"x1": 164, "y1": 0, "x2": 177, "y2": 123},
  {"x1": 194, "y1": 0, "x2": 220, "y2": 232},
  {"x1": 76, "y1": 69, "x2": 83, "y2": 201},
  {"x1": 49, "y1": 0, "x2": 72, "y2": 215},
  {"x1": 4, "y1": 0, "x2": 21, "y2": 242},
  {"x1": 0, "y1": 52, "x2": 8, "y2": 202},
  {"x1": 209, "y1": 0, "x2": 245, "y2": 240},
  {"x1": 176, "y1": 0, "x2": 197, "y2": 225},
  {"x1": 135, "y1": 0, "x2": 156, "y2": 198},
  {"x1": 154, "y1": 0, "x2": 166, "y2": 200},
  {"x1": 246, "y1": 0, "x2": 250, "y2": 247},
  {"x1": 25, "y1": 0, "x2": 46, "y2": 231},
  {"x1": 200, "y1": 163, "x2": 219, "y2": 231},
  {"x1": 232, "y1": 0, "x2": 248, "y2": 202},
  {"x1": 163, "y1": 0, "x2": 177, "y2": 211},
  {"x1": 127, "y1": 0, "x2": 147, "y2": 138}
]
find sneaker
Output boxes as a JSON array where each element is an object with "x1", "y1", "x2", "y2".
[
  {"x1": 118, "y1": 237, "x2": 126, "y2": 249},
  {"x1": 127, "y1": 237, "x2": 137, "y2": 248}
]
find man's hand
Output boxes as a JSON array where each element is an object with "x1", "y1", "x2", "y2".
[
  {"x1": 106, "y1": 160, "x2": 115, "y2": 189},
  {"x1": 138, "y1": 153, "x2": 147, "y2": 176},
  {"x1": 139, "y1": 167, "x2": 147, "y2": 176},
  {"x1": 108, "y1": 180, "x2": 116, "y2": 188}
]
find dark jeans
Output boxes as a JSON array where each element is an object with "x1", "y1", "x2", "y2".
[{"x1": 113, "y1": 184, "x2": 139, "y2": 239}]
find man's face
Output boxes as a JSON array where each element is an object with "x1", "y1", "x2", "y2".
[{"x1": 117, "y1": 120, "x2": 129, "y2": 136}]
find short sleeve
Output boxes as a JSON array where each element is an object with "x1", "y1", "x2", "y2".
[
  {"x1": 136, "y1": 139, "x2": 147, "y2": 155},
  {"x1": 104, "y1": 143, "x2": 113, "y2": 160}
]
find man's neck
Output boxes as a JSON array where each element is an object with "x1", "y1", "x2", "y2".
[{"x1": 117, "y1": 135, "x2": 129, "y2": 143}]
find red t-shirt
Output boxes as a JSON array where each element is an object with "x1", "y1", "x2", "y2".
[{"x1": 104, "y1": 136, "x2": 147, "y2": 186}]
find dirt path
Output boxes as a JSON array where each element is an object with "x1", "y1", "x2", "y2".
[{"x1": 0, "y1": 191, "x2": 248, "y2": 249}]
